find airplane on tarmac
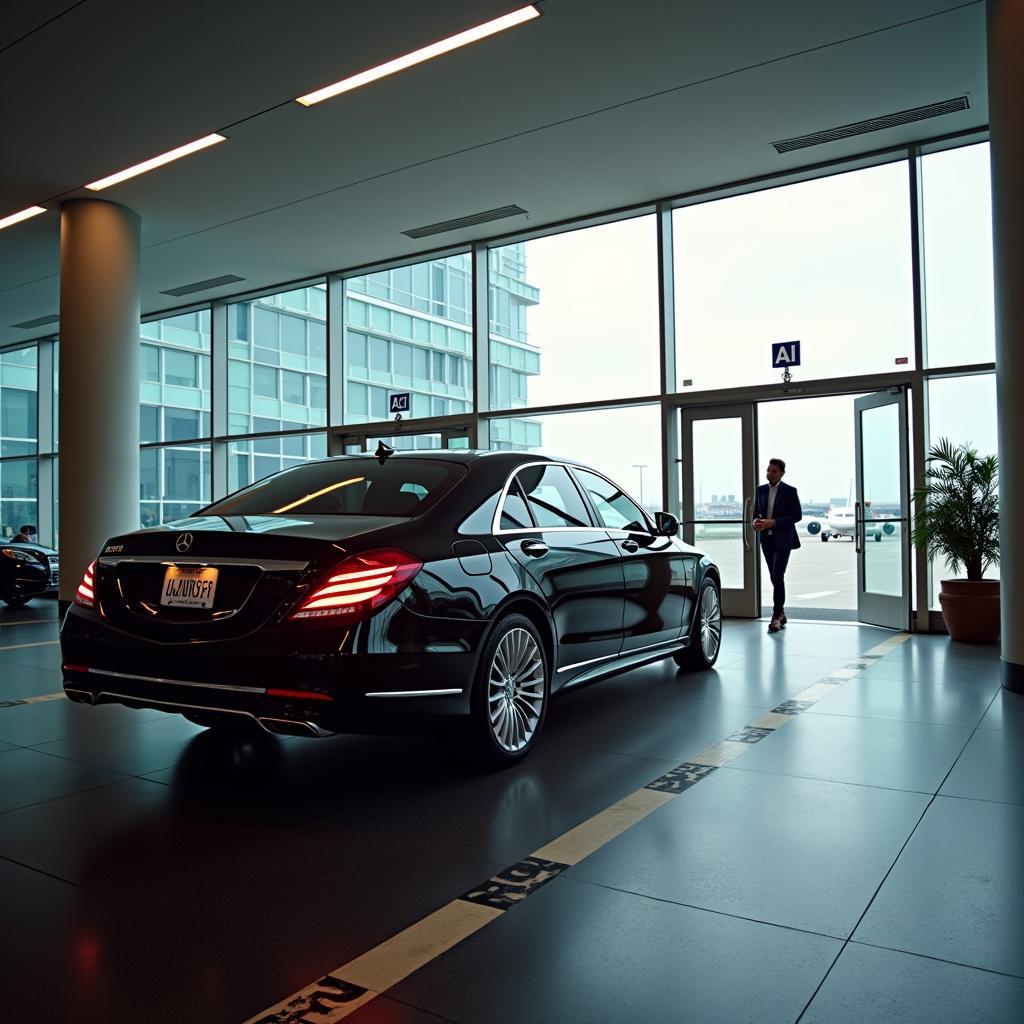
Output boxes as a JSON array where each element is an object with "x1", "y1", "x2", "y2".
[{"x1": 806, "y1": 505, "x2": 896, "y2": 543}]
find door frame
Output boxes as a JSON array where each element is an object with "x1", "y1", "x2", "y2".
[
  {"x1": 679, "y1": 402, "x2": 759, "y2": 618},
  {"x1": 665, "y1": 373, "x2": 920, "y2": 626}
]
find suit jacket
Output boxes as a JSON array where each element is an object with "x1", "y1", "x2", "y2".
[{"x1": 755, "y1": 481, "x2": 803, "y2": 550}]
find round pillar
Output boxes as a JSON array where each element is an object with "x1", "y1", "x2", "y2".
[
  {"x1": 58, "y1": 199, "x2": 140, "y2": 610},
  {"x1": 988, "y1": 1, "x2": 1024, "y2": 691}
]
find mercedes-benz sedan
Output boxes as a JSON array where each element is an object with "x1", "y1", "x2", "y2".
[{"x1": 61, "y1": 450, "x2": 722, "y2": 766}]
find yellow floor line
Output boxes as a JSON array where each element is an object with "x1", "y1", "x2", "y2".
[
  {"x1": 241, "y1": 633, "x2": 910, "y2": 1023},
  {"x1": 22, "y1": 691, "x2": 66, "y2": 704},
  {"x1": 532, "y1": 788, "x2": 674, "y2": 865}
]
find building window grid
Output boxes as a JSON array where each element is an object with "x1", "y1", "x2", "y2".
[{"x1": 4, "y1": 137, "x2": 996, "y2": 600}]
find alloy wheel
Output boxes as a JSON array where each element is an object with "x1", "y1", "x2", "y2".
[
  {"x1": 487, "y1": 627, "x2": 545, "y2": 753},
  {"x1": 700, "y1": 585, "x2": 722, "y2": 661}
]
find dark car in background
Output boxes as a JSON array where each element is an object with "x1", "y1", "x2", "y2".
[
  {"x1": 1, "y1": 540, "x2": 59, "y2": 608},
  {"x1": 61, "y1": 450, "x2": 722, "y2": 766}
]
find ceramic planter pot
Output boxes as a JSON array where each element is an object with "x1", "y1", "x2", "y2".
[{"x1": 938, "y1": 579, "x2": 1000, "y2": 643}]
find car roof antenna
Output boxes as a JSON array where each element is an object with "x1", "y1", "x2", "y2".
[{"x1": 375, "y1": 440, "x2": 395, "y2": 465}]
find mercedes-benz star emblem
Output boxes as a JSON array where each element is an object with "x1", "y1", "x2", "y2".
[{"x1": 176, "y1": 532, "x2": 193, "y2": 553}]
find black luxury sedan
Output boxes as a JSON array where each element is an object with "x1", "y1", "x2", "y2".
[
  {"x1": 1, "y1": 539, "x2": 59, "y2": 608},
  {"x1": 61, "y1": 450, "x2": 722, "y2": 765}
]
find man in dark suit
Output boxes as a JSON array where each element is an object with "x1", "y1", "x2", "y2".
[{"x1": 753, "y1": 459, "x2": 802, "y2": 634}]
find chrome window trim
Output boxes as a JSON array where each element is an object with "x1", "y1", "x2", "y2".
[
  {"x1": 491, "y1": 460, "x2": 599, "y2": 535},
  {"x1": 568, "y1": 465, "x2": 655, "y2": 533},
  {"x1": 557, "y1": 634, "x2": 685, "y2": 673},
  {"x1": 98, "y1": 555, "x2": 309, "y2": 571}
]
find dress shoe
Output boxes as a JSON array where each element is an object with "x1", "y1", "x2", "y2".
[
  {"x1": 768, "y1": 618, "x2": 781, "y2": 633},
  {"x1": 779, "y1": 613, "x2": 787, "y2": 626}
]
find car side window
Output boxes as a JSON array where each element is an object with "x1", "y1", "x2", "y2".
[
  {"x1": 515, "y1": 465, "x2": 592, "y2": 529},
  {"x1": 500, "y1": 480, "x2": 534, "y2": 530},
  {"x1": 574, "y1": 468, "x2": 648, "y2": 532}
]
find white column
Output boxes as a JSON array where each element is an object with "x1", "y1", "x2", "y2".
[
  {"x1": 58, "y1": 199, "x2": 140, "y2": 609},
  {"x1": 988, "y1": 0, "x2": 1024, "y2": 691}
]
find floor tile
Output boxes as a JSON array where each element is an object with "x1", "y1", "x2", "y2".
[
  {"x1": 0, "y1": 663, "x2": 65, "y2": 701},
  {"x1": 803, "y1": 942, "x2": 1024, "y2": 1023},
  {"x1": 345, "y1": 998, "x2": 454, "y2": 1023},
  {"x1": 0, "y1": 698, "x2": 165, "y2": 747},
  {"x1": 0, "y1": 746, "x2": 125, "y2": 813},
  {"x1": 939, "y1": 727, "x2": 1024, "y2": 805},
  {"x1": 567, "y1": 767, "x2": 927, "y2": 938},
  {"x1": 0, "y1": 642, "x2": 63, "y2": 672},
  {"x1": 979, "y1": 689, "x2": 1024, "y2": 733},
  {"x1": 805, "y1": 671, "x2": 998, "y2": 728},
  {"x1": 547, "y1": 689, "x2": 764, "y2": 762},
  {"x1": 855, "y1": 796, "x2": 1024, "y2": 977},
  {"x1": 32, "y1": 713, "x2": 206, "y2": 775},
  {"x1": 388, "y1": 877, "x2": 841, "y2": 1024},
  {"x1": 731, "y1": 711, "x2": 972, "y2": 793}
]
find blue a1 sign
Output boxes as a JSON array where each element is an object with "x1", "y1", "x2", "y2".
[
  {"x1": 389, "y1": 392, "x2": 411, "y2": 415},
  {"x1": 772, "y1": 340, "x2": 801, "y2": 368}
]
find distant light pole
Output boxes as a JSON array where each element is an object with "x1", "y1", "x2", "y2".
[{"x1": 632, "y1": 463, "x2": 647, "y2": 507}]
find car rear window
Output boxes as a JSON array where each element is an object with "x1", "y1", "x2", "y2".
[{"x1": 202, "y1": 458, "x2": 466, "y2": 517}]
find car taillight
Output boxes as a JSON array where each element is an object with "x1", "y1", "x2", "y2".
[
  {"x1": 74, "y1": 562, "x2": 96, "y2": 608},
  {"x1": 291, "y1": 548, "x2": 422, "y2": 621}
]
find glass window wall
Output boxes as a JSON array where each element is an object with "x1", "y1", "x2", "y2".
[
  {"x1": 487, "y1": 404, "x2": 662, "y2": 518},
  {"x1": 921, "y1": 143, "x2": 995, "y2": 368},
  {"x1": 228, "y1": 285, "x2": 327, "y2": 435},
  {"x1": 673, "y1": 162, "x2": 915, "y2": 391},
  {"x1": 926, "y1": 373, "x2": 999, "y2": 607},
  {"x1": 488, "y1": 217, "x2": 659, "y2": 410},
  {"x1": 344, "y1": 254, "x2": 473, "y2": 425}
]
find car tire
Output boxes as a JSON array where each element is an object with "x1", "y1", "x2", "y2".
[
  {"x1": 2, "y1": 596, "x2": 31, "y2": 608},
  {"x1": 468, "y1": 613, "x2": 549, "y2": 769},
  {"x1": 674, "y1": 579, "x2": 722, "y2": 672}
]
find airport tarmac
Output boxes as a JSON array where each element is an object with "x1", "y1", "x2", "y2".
[{"x1": 694, "y1": 530, "x2": 906, "y2": 620}]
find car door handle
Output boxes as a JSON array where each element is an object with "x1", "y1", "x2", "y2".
[
  {"x1": 520, "y1": 540, "x2": 548, "y2": 557},
  {"x1": 621, "y1": 539, "x2": 640, "y2": 552}
]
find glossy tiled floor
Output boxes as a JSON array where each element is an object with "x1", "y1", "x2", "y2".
[{"x1": 1, "y1": 600, "x2": 1021, "y2": 1023}]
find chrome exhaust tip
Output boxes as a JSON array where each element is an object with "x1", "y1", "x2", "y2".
[
  {"x1": 65, "y1": 687, "x2": 95, "y2": 705},
  {"x1": 257, "y1": 717, "x2": 332, "y2": 738}
]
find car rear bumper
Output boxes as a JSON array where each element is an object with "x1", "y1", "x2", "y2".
[{"x1": 61, "y1": 605, "x2": 486, "y2": 734}]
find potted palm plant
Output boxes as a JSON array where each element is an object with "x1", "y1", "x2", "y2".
[{"x1": 912, "y1": 438, "x2": 999, "y2": 642}]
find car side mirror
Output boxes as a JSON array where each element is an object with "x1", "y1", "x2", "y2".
[{"x1": 654, "y1": 512, "x2": 679, "y2": 537}]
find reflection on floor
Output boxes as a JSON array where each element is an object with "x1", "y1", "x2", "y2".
[{"x1": 0, "y1": 599, "x2": 1021, "y2": 1023}]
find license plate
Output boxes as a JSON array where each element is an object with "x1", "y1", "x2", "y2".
[{"x1": 160, "y1": 566, "x2": 219, "y2": 609}]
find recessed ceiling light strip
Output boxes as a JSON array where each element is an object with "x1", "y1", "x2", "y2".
[
  {"x1": 296, "y1": 4, "x2": 541, "y2": 107},
  {"x1": 84, "y1": 133, "x2": 227, "y2": 191},
  {"x1": 0, "y1": 206, "x2": 47, "y2": 231}
]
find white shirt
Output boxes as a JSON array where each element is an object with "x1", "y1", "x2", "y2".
[{"x1": 766, "y1": 483, "x2": 780, "y2": 532}]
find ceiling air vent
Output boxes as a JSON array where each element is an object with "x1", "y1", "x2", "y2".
[
  {"x1": 12, "y1": 313, "x2": 59, "y2": 329},
  {"x1": 161, "y1": 274, "x2": 246, "y2": 297},
  {"x1": 403, "y1": 205, "x2": 527, "y2": 239},
  {"x1": 772, "y1": 96, "x2": 970, "y2": 154}
]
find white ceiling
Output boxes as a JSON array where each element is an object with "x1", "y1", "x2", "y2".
[{"x1": 0, "y1": 0, "x2": 987, "y2": 338}]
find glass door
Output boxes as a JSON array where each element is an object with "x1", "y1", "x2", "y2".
[
  {"x1": 680, "y1": 404, "x2": 758, "y2": 617},
  {"x1": 854, "y1": 390, "x2": 911, "y2": 630}
]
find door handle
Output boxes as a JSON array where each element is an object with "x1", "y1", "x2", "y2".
[
  {"x1": 519, "y1": 539, "x2": 548, "y2": 557},
  {"x1": 742, "y1": 497, "x2": 752, "y2": 552},
  {"x1": 854, "y1": 500, "x2": 862, "y2": 554},
  {"x1": 621, "y1": 539, "x2": 640, "y2": 553}
]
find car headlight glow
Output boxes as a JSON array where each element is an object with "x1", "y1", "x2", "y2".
[{"x1": 1, "y1": 547, "x2": 29, "y2": 561}]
